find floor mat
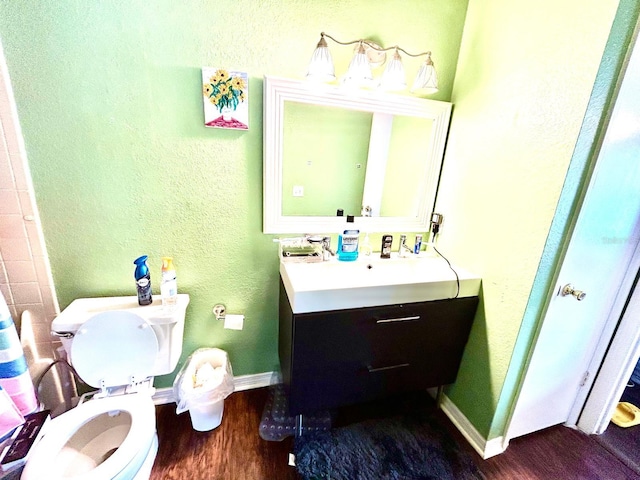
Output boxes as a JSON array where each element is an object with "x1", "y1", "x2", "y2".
[
  {"x1": 258, "y1": 384, "x2": 331, "y2": 441},
  {"x1": 294, "y1": 405, "x2": 482, "y2": 480}
]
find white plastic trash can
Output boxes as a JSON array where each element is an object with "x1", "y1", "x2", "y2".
[
  {"x1": 173, "y1": 348, "x2": 234, "y2": 431},
  {"x1": 189, "y1": 398, "x2": 224, "y2": 431}
]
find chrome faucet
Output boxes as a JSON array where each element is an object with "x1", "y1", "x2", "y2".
[
  {"x1": 322, "y1": 236, "x2": 335, "y2": 261},
  {"x1": 398, "y1": 235, "x2": 413, "y2": 257}
]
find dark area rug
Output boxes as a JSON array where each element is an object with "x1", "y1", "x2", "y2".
[{"x1": 293, "y1": 394, "x2": 482, "y2": 480}]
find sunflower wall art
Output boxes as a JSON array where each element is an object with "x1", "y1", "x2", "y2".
[{"x1": 202, "y1": 67, "x2": 249, "y2": 130}]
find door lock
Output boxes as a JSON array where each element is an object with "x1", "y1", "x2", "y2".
[{"x1": 560, "y1": 284, "x2": 586, "y2": 301}]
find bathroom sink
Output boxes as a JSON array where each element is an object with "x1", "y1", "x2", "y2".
[{"x1": 280, "y1": 254, "x2": 481, "y2": 313}]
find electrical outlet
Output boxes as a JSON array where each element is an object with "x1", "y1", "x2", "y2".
[{"x1": 293, "y1": 185, "x2": 304, "y2": 197}]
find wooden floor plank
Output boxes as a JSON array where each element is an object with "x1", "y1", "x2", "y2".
[
  {"x1": 151, "y1": 388, "x2": 296, "y2": 480},
  {"x1": 455, "y1": 420, "x2": 640, "y2": 480},
  {"x1": 150, "y1": 388, "x2": 640, "y2": 480}
]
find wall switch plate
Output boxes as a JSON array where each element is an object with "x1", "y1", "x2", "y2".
[
  {"x1": 292, "y1": 185, "x2": 304, "y2": 197},
  {"x1": 224, "y1": 314, "x2": 244, "y2": 330}
]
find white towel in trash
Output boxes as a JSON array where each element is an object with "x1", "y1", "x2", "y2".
[{"x1": 193, "y1": 363, "x2": 225, "y2": 389}]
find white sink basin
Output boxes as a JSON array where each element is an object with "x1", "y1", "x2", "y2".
[{"x1": 280, "y1": 254, "x2": 481, "y2": 313}]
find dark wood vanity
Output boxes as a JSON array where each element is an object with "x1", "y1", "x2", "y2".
[{"x1": 278, "y1": 279, "x2": 479, "y2": 415}]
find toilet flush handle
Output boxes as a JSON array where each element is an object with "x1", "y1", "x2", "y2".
[{"x1": 51, "y1": 331, "x2": 74, "y2": 339}]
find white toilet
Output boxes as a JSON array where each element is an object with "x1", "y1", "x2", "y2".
[{"x1": 21, "y1": 294, "x2": 190, "y2": 480}]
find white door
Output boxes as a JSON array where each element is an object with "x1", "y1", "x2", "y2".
[
  {"x1": 506, "y1": 29, "x2": 640, "y2": 441},
  {"x1": 577, "y1": 264, "x2": 640, "y2": 434}
]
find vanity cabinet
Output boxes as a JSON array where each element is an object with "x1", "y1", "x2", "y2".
[{"x1": 278, "y1": 279, "x2": 478, "y2": 415}]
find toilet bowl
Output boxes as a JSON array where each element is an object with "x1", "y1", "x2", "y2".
[
  {"x1": 21, "y1": 393, "x2": 157, "y2": 480},
  {"x1": 20, "y1": 295, "x2": 189, "y2": 480}
]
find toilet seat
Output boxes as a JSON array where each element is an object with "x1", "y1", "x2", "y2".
[
  {"x1": 71, "y1": 311, "x2": 159, "y2": 389},
  {"x1": 21, "y1": 393, "x2": 156, "y2": 480}
]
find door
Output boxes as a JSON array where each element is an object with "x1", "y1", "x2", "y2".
[
  {"x1": 577, "y1": 266, "x2": 640, "y2": 434},
  {"x1": 506, "y1": 27, "x2": 640, "y2": 440}
]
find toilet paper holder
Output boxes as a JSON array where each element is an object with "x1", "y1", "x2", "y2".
[{"x1": 212, "y1": 304, "x2": 226, "y2": 320}]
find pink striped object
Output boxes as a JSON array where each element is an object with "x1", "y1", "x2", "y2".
[
  {"x1": 0, "y1": 385, "x2": 24, "y2": 439},
  {"x1": 0, "y1": 293, "x2": 38, "y2": 416}
]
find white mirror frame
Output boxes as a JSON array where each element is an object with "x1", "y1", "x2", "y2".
[{"x1": 263, "y1": 75, "x2": 452, "y2": 234}]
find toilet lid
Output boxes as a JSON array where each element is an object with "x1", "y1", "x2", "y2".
[{"x1": 71, "y1": 310, "x2": 159, "y2": 388}]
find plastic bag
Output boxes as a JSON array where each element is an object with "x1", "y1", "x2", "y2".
[{"x1": 173, "y1": 348, "x2": 234, "y2": 415}]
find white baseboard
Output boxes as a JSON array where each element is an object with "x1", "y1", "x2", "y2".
[
  {"x1": 233, "y1": 371, "x2": 280, "y2": 391},
  {"x1": 152, "y1": 371, "x2": 278, "y2": 405},
  {"x1": 439, "y1": 393, "x2": 508, "y2": 459},
  {"x1": 152, "y1": 387, "x2": 176, "y2": 405},
  {"x1": 484, "y1": 435, "x2": 509, "y2": 459}
]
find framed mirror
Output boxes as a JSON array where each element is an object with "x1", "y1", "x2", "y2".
[{"x1": 263, "y1": 76, "x2": 452, "y2": 234}]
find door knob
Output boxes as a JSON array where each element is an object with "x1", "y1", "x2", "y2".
[{"x1": 561, "y1": 284, "x2": 586, "y2": 301}]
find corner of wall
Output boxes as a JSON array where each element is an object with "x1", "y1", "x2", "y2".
[
  {"x1": 439, "y1": 393, "x2": 508, "y2": 459},
  {"x1": 486, "y1": 0, "x2": 640, "y2": 442}
]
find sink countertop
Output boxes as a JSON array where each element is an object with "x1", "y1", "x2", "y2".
[{"x1": 280, "y1": 253, "x2": 481, "y2": 313}]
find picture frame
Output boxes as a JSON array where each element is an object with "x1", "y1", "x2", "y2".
[{"x1": 202, "y1": 67, "x2": 249, "y2": 130}]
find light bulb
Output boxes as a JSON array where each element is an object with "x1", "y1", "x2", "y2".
[
  {"x1": 306, "y1": 35, "x2": 335, "y2": 82},
  {"x1": 342, "y1": 42, "x2": 373, "y2": 88},
  {"x1": 380, "y1": 48, "x2": 406, "y2": 91},
  {"x1": 411, "y1": 53, "x2": 438, "y2": 95}
]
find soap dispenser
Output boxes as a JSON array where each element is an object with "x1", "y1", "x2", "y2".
[
  {"x1": 161, "y1": 257, "x2": 178, "y2": 311},
  {"x1": 360, "y1": 231, "x2": 372, "y2": 256}
]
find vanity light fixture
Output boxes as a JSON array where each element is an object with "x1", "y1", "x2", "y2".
[{"x1": 306, "y1": 32, "x2": 438, "y2": 95}]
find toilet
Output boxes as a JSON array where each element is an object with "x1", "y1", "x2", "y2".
[{"x1": 21, "y1": 294, "x2": 189, "y2": 480}]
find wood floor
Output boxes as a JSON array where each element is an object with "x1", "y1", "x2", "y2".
[
  {"x1": 594, "y1": 382, "x2": 640, "y2": 474},
  {"x1": 150, "y1": 387, "x2": 640, "y2": 480}
]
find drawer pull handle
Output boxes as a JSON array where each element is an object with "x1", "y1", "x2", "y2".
[
  {"x1": 367, "y1": 363, "x2": 410, "y2": 373},
  {"x1": 376, "y1": 316, "x2": 420, "y2": 324}
]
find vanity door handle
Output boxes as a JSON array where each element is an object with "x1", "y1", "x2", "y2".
[
  {"x1": 367, "y1": 363, "x2": 410, "y2": 373},
  {"x1": 375, "y1": 316, "x2": 420, "y2": 324}
]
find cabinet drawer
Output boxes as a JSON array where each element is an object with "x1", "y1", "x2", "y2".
[
  {"x1": 280, "y1": 287, "x2": 478, "y2": 414},
  {"x1": 290, "y1": 357, "x2": 427, "y2": 414}
]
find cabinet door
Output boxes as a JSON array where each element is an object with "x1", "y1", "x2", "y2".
[{"x1": 287, "y1": 297, "x2": 478, "y2": 414}]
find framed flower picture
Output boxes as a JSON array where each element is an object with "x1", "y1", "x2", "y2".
[{"x1": 202, "y1": 67, "x2": 249, "y2": 130}]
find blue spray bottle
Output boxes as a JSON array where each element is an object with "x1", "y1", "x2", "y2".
[{"x1": 133, "y1": 255, "x2": 153, "y2": 306}]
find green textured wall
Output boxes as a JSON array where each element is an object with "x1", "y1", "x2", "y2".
[
  {"x1": 437, "y1": 0, "x2": 635, "y2": 439},
  {"x1": 3, "y1": 0, "x2": 635, "y2": 445},
  {"x1": 488, "y1": 0, "x2": 640, "y2": 440},
  {"x1": 0, "y1": 1, "x2": 469, "y2": 388}
]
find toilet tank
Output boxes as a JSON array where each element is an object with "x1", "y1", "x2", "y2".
[{"x1": 52, "y1": 295, "x2": 190, "y2": 377}]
